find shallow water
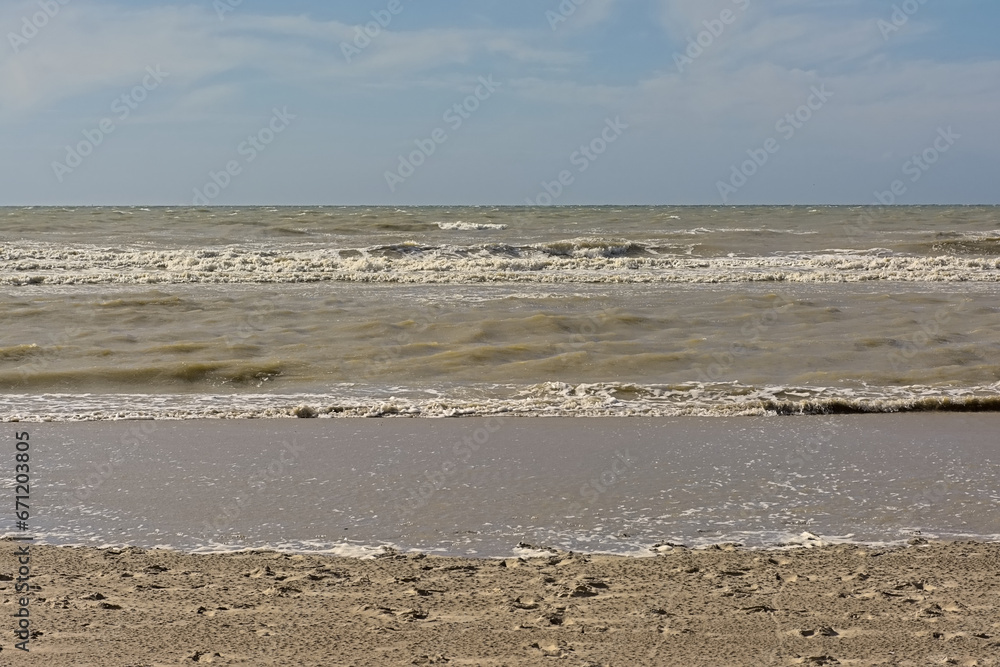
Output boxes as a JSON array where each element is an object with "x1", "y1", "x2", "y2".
[{"x1": 11, "y1": 416, "x2": 999, "y2": 557}]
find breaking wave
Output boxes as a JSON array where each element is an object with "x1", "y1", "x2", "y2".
[
  {"x1": 3, "y1": 382, "x2": 999, "y2": 421},
  {"x1": 436, "y1": 222, "x2": 508, "y2": 231},
  {"x1": 3, "y1": 240, "x2": 1000, "y2": 286}
]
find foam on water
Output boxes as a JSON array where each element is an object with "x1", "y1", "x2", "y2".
[
  {"x1": 5, "y1": 241, "x2": 1000, "y2": 286},
  {"x1": 4, "y1": 382, "x2": 1000, "y2": 421},
  {"x1": 436, "y1": 221, "x2": 508, "y2": 231},
  {"x1": 2, "y1": 207, "x2": 998, "y2": 415}
]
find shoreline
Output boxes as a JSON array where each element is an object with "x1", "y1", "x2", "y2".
[
  {"x1": 7, "y1": 532, "x2": 1000, "y2": 558},
  {"x1": 5, "y1": 541, "x2": 999, "y2": 665},
  {"x1": 4, "y1": 388, "x2": 1000, "y2": 422},
  {"x1": 10, "y1": 414, "x2": 1000, "y2": 557}
]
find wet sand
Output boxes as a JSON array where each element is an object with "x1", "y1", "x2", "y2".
[{"x1": 4, "y1": 541, "x2": 999, "y2": 665}]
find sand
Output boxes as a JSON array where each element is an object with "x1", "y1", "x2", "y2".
[{"x1": 3, "y1": 541, "x2": 998, "y2": 666}]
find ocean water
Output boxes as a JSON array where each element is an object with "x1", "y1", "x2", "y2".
[
  {"x1": 14, "y1": 416, "x2": 1000, "y2": 557},
  {"x1": 3, "y1": 207, "x2": 999, "y2": 556},
  {"x1": 2, "y1": 205, "x2": 999, "y2": 420}
]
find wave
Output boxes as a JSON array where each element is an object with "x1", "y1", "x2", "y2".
[
  {"x1": 436, "y1": 222, "x2": 508, "y2": 231},
  {"x1": 0, "y1": 344, "x2": 41, "y2": 361},
  {"x1": 3, "y1": 382, "x2": 998, "y2": 421},
  {"x1": 679, "y1": 227, "x2": 820, "y2": 236},
  {"x1": 929, "y1": 237, "x2": 1000, "y2": 256},
  {"x1": 0, "y1": 362, "x2": 286, "y2": 391},
  {"x1": 4, "y1": 241, "x2": 1000, "y2": 285}
]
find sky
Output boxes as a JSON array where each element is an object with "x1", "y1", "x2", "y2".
[{"x1": 0, "y1": 0, "x2": 998, "y2": 206}]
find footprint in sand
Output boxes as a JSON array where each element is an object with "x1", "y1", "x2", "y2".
[
  {"x1": 741, "y1": 604, "x2": 777, "y2": 614},
  {"x1": 408, "y1": 587, "x2": 447, "y2": 597},
  {"x1": 534, "y1": 611, "x2": 566, "y2": 626},
  {"x1": 921, "y1": 603, "x2": 946, "y2": 617},
  {"x1": 798, "y1": 627, "x2": 839, "y2": 638},
  {"x1": 530, "y1": 641, "x2": 573, "y2": 658},
  {"x1": 510, "y1": 597, "x2": 540, "y2": 610},
  {"x1": 565, "y1": 583, "x2": 600, "y2": 598},
  {"x1": 245, "y1": 566, "x2": 274, "y2": 579}
]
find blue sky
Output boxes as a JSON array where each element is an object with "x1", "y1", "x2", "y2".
[{"x1": 1, "y1": 0, "x2": 997, "y2": 205}]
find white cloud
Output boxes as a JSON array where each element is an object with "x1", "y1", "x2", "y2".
[
  {"x1": 572, "y1": 0, "x2": 620, "y2": 30},
  {"x1": 1, "y1": 0, "x2": 996, "y2": 204},
  {"x1": 0, "y1": 2, "x2": 576, "y2": 118}
]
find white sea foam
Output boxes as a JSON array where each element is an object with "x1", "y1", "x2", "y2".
[
  {"x1": 436, "y1": 221, "x2": 508, "y2": 230},
  {"x1": 3, "y1": 382, "x2": 999, "y2": 421},
  {"x1": 3, "y1": 241, "x2": 1000, "y2": 286}
]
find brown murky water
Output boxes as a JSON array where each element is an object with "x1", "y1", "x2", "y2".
[{"x1": 2, "y1": 206, "x2": 998, "y2": 419}]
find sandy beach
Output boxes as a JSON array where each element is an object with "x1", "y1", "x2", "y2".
[{"x1": 3, "y1": 541, "x2": 998, "y2": 666}]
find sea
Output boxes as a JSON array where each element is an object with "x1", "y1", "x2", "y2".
[
  {"x1": 2, "y1": 205, "x2": 999, "y2": 556},
  {"x1": 2, "y1": 205, "x2": 999, "y2": 420}
]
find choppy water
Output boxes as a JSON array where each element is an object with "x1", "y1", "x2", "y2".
[{"x1": 2, "y1": 205, "x2": 999, "y2": 420}]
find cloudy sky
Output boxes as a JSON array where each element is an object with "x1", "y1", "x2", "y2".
[{"x1": 1, "y1": 0, "x2": 997, "y2": 205}]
